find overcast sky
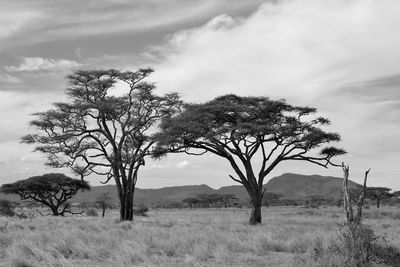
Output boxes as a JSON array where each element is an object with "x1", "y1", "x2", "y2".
[{"x1": 0, "y1": 0, "x2": 399, "y2": 190}]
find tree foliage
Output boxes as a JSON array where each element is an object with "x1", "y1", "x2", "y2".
[
  {"x1": 182, "y1": 197, "x2": 201, "y2": 208},
  {"x1": 182, "y1": 194, "x2": 238, "y2": 208},
  {"x1": 365, "y1": 187, "x2": 393, "y2": 209},
  {"x1": 262, "y1": 192, "x2": 283, "y2": 207},
  {"x1": 21, "y1": 69, "x2": 182, "y2": 221},
  {"x1": 219, "y1": 194, "x2": 238, "y2": 208},
  {"x1": 155, "y1": 94, "x2": 345, "y2": 224},
  {"x1": 95, "y1": 192, "x2": 114, "y2": 217},
  {"x1": 1, "y1": 173, "x2": 90, "y2": 216}
]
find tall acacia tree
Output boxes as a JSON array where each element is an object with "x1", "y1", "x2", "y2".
[
  {"x1": 22, "y1": 69, "x2": 181, "y2": 221},
  {"x1": 155, "y1": 94, "x2": 345, "y2": 224}
]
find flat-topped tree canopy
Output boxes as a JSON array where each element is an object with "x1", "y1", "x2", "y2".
[
  {"x1": 1, "y1": 173, "x2": 90, "y2": 216},
  {"x1": 365, "y1": 187, "x2": 393, "y2": 208},
  {"x1": 155, "y1": 94, "x2": 346, "y2": 224},
  {"x1": 21, "y1": 68, "x2": 182, "y2": 221}
]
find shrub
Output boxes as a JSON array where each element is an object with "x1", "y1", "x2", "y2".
[
  {"x1": 11, "y1": 259, "x2": 33, "y2": 267},
  {"x1": 133, "y1": 206, "x2": 149, "y2": 217},
  {"x1": 331, "y1": 223, "x2": 400, "y2": 266},
  {"x1": 85, "y1": 208, "x2": 98, "y2": 217},
  {"x1": 0, "y1": 199, "x2": 16, "y2": 217}
]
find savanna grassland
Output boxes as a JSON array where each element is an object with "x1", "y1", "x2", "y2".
[{"x1": 0, "y1": 206, "x2": 399, "y2": 267}]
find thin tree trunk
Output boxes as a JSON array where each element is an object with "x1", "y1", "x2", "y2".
[
  {"x1": 102, "y1": 208, "x2": 105, "y2": 217},
  {"x1": 51, "y1": 207, "x2": 59, "y2": 216},
  {"x1": 377, "y1": 198, "x2": 380, "y2": 209},
  {"x1": 342, "y1": 164, "x2": 354, "y2": 224}
]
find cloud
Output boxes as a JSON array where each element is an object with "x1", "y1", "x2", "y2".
[
  {"x1": 150, "y1": 163, "x2": 171, "y2": 169},
  {"x1": 0, "y1": 90, "x2": 58, "y2": 144},
  {"x1": 176, "y1": 160, "x2": 191, "y2": 169},
  {"x1": 145, "y1": 0, "x2": 400, "y2": 186},
  {"x1": 0, "y1": 74, "x2": 21, "y2": 83},
  {"x1": 0, "y1": 8, "x2": 40, "y2": 41},
  {"x1": 151, "y1": 160, "x2": 192, "y2": 170},
  {"x1": 5, "y1": 57, "x2": 82, "y2": 72},
  {"x1": 0, "y1": 0, "x2": 265, "y2": 49},
  {"x1": 151, "y1": 0, "x2": 400, "y2": 103}
]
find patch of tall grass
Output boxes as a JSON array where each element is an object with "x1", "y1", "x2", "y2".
[{"x1": 0, "y1": 206, "x2": 397, "y2": 266}]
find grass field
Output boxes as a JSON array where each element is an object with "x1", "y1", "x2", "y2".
[{"x1": 0, "y1": 206, "x2": 399, "y2": 267}]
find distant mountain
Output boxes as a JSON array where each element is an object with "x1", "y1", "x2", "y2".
[
  {"x1": 133, "y1": 184, "x2": 215, "y2": 205},
  {"x1": 0, "y1": 173, "x2": 358, "y2": 206},
  {"x1": 265, "y1": 173, "x2": 360, "y2": 200}
]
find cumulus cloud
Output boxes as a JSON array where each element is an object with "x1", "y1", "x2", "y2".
[
  {"x1": 146, "y1": 0, "x2": 400, "y2": 186},
  {"x1": 5, "y1": 57, "x2": 82, "y2": 72},
  {"x1": 151, "y1": 0, "x2": 400, "y2": 103}
]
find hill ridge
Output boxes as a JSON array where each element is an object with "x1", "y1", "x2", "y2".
[{"x1": 0, "y1": 173, "x2": 357, "y2": 205}]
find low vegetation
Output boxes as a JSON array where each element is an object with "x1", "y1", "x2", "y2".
[{"x1": 0, "y1": 206, "x2": 399, "y2": 267}]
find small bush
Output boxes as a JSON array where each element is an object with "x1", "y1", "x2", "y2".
[
  {"x1": 0, "y1": 199, "x2": 16, "y2": 217},
  {"x1": 331, "y1": 223, "x2": 400, "y2": 266},
  {"x1": 16, "y1": 213, "x2": 28, "y2": 219},
  {"x1": 11, "y1": 259, "x2": 33, "y2": 267},
  {"x1": 133, "y1": 206, "x2": 149, "y2": 217},
  {"x1": 85, "y1": 208, "x2": 98, "y2": 217},
  {"x1": 309, "y1": 237, "x2": 324, "y2": 260},
  {"x1": 306, "y1": 204, "x2": 320, "y2": 209}
]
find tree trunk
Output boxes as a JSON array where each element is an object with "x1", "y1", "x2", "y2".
[
  {"x1": 102, "y1": 207, "x2": 105, "y2": 218},
  {"x1": 248, "y1": 187, "x2": 263, "y2": 225},
  {"x1": 119, "y1": 189, "x2": 134, "y2": 221},
  {"x1": 50, "y1": 205, "x2": 61, "y2": 216},
  {"x1": 249, "y1": 199, "x2": 262, "y2": 225},
  {"x1": 376, "y1": 198, "x2": 380, "y2": 209},
  {"x1": 115, "y1": 169, "x2": 137, "y2": 221}
]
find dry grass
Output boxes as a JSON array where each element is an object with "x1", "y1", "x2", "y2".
[{"x1": 0, "y1": 206, "x2": 398, "y2": 266}]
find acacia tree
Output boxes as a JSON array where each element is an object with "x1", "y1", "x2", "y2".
[
  {"x1": 365, "y1": 187, "x2": 393, "y2": 209},
  {"x1": 262, "y1": 192, "x2": 282, "y2": 207},
  {"x1": 95, "y1": 192, "x2": 114, "y2": 217},
  {"x1": 182, "y1": 197, "x2": 200, "y2": 208},
  {"x1": 21, "y1": 69, "x2": 181, "y2": 221},
  {"x1": 155, "y1": 95, "x2": 345, "y2": 224},
  {"x1": 220, "y1": 194, "x2": 238, "y2": 208},
  {"x1": 1, "y1": 173, "x2": 90, "y2": 216}
]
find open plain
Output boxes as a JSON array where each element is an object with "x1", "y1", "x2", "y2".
[{"x1": 0, "y1": 206, "x2": 399, "y2": 267}]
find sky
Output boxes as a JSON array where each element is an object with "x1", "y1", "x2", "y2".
[{"x1": 0, "y1": 0, "x2": 399, "y2": 190}]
